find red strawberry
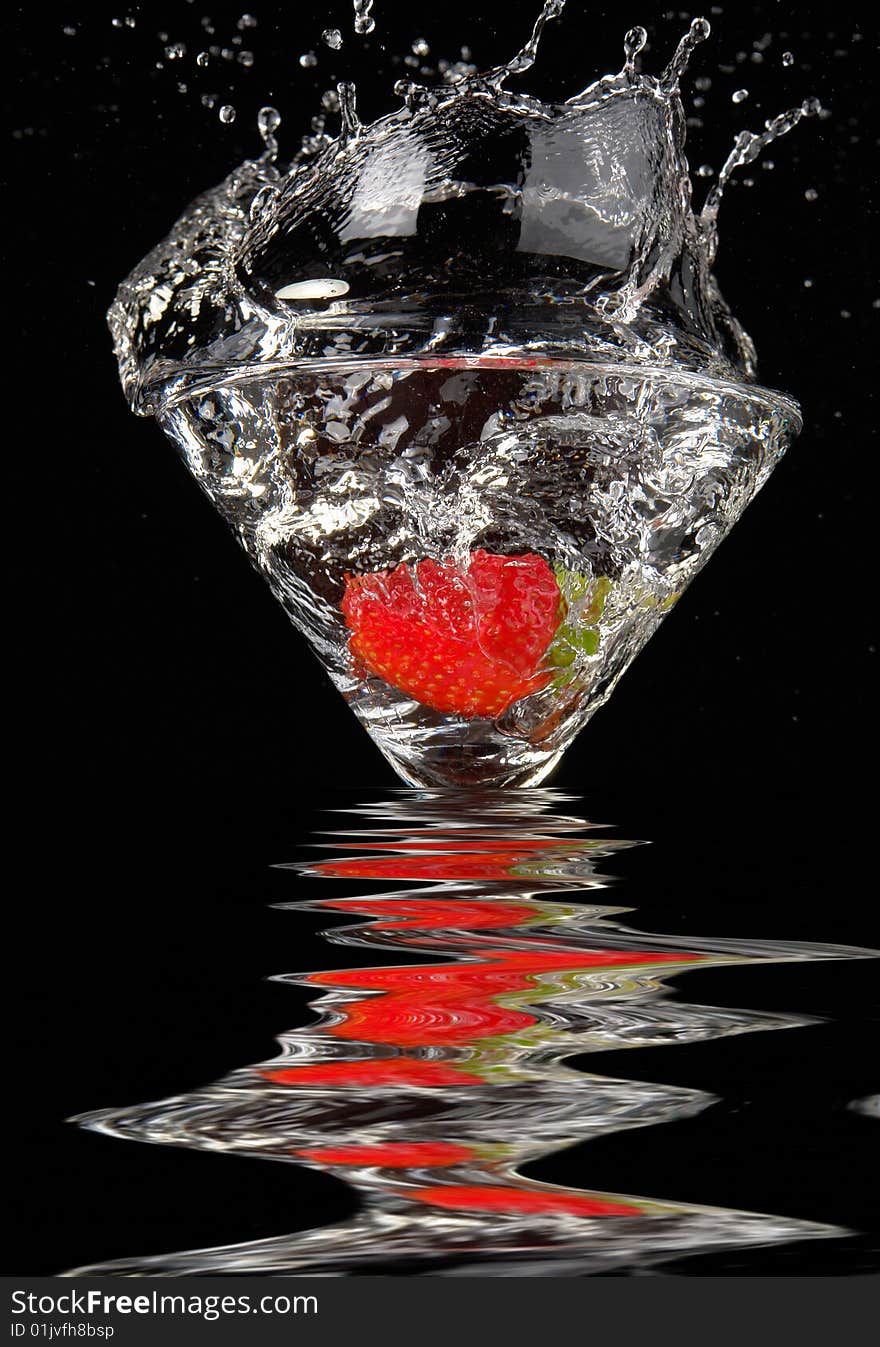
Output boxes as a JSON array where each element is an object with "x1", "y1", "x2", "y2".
[{"x1": 341, "y1": 550, "x2": 563, "y2": 719}]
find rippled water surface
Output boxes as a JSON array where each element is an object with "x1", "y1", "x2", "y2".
[{"x1": 68, "y1": 790, "x2": 877, "y2": 1277}]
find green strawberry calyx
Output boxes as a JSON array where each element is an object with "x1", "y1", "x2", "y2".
[{"x1": 547, "y1": 569, "x2": 613, "y2": 683}]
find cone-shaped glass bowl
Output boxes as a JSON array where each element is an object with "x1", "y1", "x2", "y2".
[{"x1": 156, "y1": 354, "x2": 799, "y2": 786}]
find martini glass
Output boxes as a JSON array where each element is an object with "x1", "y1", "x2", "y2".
[{"x1": 110, "y1": 50, "x2": 801, "y2": 787}]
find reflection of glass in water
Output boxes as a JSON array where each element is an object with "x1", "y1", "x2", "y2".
[{"x1": 67, "y1": 791, "x2": 874, "y2": 1276}]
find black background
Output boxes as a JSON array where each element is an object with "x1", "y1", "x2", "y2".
[{"x1": 7, "y1": 1, "x2": 879, "y2": 1276}]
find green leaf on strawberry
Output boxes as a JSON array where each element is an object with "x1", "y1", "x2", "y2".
[{"x1": 547, "y1": 570, "x2": 612, "y2": 684}]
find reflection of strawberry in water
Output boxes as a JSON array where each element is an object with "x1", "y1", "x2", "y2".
[
  {"x1": 313, "y1": 836, "x2": 597, "y2": 883},
  {"x1": 341, "y1": 550, "x2": 564, "y2": 719},
  {"x1": 259, "y1": 895, "x2": 704, "y2": 1224}
]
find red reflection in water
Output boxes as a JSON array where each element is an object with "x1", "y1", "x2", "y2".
[
  {"x1": 295, "y1": 1142, "x2": 476, "y2": 1167},
  {"x1": 402, "y1": 1186, "x2": 643, "y2": 1218},
  {"x1": 312, "y1": 835, "x2": 599, "y2": 882},
  {"x1": 258, "y1": 882, "x2": 703, "y2": 1221},
  {"x1": 302, "y1": 946, "x2": 696, "y2": 1046}
]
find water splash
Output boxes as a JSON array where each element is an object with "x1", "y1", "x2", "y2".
[{"x1": 66, "y1": 791, "x2": 873, "y2": 1276}]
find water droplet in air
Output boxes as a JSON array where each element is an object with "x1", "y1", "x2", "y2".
[
  {"x1": 300, "y1": 51, "x2": 317, "y2": 68},
  {"x1": 804, "y1": 278, "x2": 814, "y2": 288},
  {"x1": 782, "y1": 51, "x2": 795, "y2": 66},
  {"x1": 257, "y1": 106, "x2": 281, "y2": 136},
  {"x1": 412, "y1": 38, "x2": 430, "y2": 58},
  {"x1": 804, "y1": 187, "x2": 818, "y2": 201},
  {"x1": 354, "y1": 1, "x2": 376, "y2": 36},
  {"x1": 732, "y1": 89, "x2": 749, "y2": 103},
  {"x1": 201, "y1": 93, "x2": 217, "y2": 108},
  {"x1": 165, "y1": 43, "x2": 186, "y2": 61},
  {"x1": 323, "y1": 29, "x2": 343, "y2": 50},
  {"x1": 111, "y1": 17, "x2": 124, "y2": 28},
  {"x1": 196, "y1": 51, "x2": 210, "y2": 67},
  {"x1": 62, "y1": 25, "x2": 77, "y2": 37},
  {"x1": 218, "y1": 105, "x2": 236, "y2": 125},
  {"x1": 696, "y1": 164, "x2": 714, "y2": 177},
  {"x1": 237, "y1": 13, "x2": 258, "y2": 28},
  {"x1": 623, "y1": 25, "x2": 647, "y2": 77},
  {"x1": 237, "y1": 50, "x2": 254, "y2": 68}
]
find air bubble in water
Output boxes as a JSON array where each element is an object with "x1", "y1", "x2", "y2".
[
  {"x1": 218, "y1": 105, "x2": 236, "y2": 124},
  {"x1": 732, "y1": 88, "x2": 749, "y2": 103},
  {"x1": 323, "y1": 29, "x2": 343, "y2": 50}
]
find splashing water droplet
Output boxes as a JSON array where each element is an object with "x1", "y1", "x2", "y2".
[
  {"x1": 258, "y1": 106, "x2": 281, "y2": 137},
  {"x1": 354, "y1": 1, "x2": 376, "y2": 36},
  {"x1": 164, "y1": 43, "x2": 186, "y2": 61},
  {"x1": 623, "y1": 25, "x2": 648, "y2": 78},
  {"x1": 412, "y1": 38, "x2": 430, "y2": 58},
  {"x1": 732, "y1": 88, "x2": 749, "y2": 103},
  {"x1": 488, "y1": 0, "x2": 567, "y2": 87},
  {"x1": 661, "y1": 15, "x2": 711, "y2": 89},
  {"x1": 196, "y1": 51, "x2": 210, "y2": 68},
  {"x1": 323, "y1": 29, "x2": 343, "y2": 51},
  {"x1": 337, "y1": 81, "x2": 361, "y2": 145},
  {"x1": 218, "y1": 104, "x2": 236, "y2": 125}
]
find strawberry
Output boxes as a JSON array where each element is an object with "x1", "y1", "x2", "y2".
[{"x1": 341, "y1": 550, "x2": 563, "y2": 719}]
